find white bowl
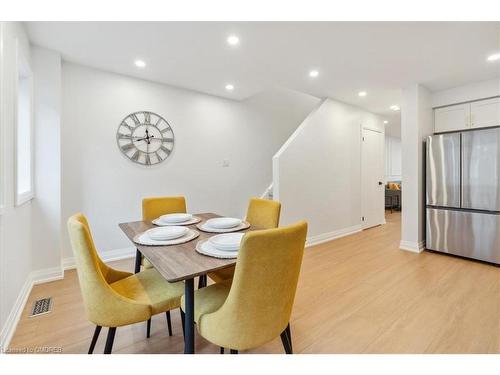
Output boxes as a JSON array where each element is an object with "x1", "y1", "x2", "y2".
[
  {"x1": 146, "y1": 226, "x2": 189, "y2": 241},
  {"x1": 205, "y1": 217, "x2": 242, "y2": 229},
  {"x1": 159, "y1": 213, "x2": 193, "y2": 224},
  {"x1": 208, "y1": 233, "x2": 244, "y2": 251}
]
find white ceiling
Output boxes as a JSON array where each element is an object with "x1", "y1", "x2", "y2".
[{"x1": 26, "y1": 21, "x2": 500, "y2": 129}]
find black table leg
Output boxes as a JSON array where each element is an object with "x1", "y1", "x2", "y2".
[
  {"x1": 184, "y1": 278, "x2": 195, "y2": 354},
  {"x1": 134, "y1": 249, "x2": 142, "y2": 274}
]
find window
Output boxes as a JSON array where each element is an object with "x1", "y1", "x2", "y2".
[{"x1": 15, "y1": 45, "x2": 33, "y2": 206}]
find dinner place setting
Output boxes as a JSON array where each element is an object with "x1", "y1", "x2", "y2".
[{"x1": 132, "y1": 212, "x2": 249, "y2": 258}]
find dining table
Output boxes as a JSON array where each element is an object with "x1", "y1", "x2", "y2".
[{"x1": 118, "y1": 212, "x2": 259, "y2": 354}]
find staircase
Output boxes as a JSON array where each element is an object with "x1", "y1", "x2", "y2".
[{"x1": 261, "y1": 183, "x2": 273, "y2": 200}]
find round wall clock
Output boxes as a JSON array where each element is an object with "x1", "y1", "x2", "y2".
[{"x1": 116, "y1": 111, "x2": 174, "y2": 165}]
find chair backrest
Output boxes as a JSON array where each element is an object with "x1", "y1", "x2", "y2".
[
  {"x1": 245, "y1": 198, "x2": 281, "y2": 229},
  {"x1": 67, "y1": 214, "x2": 148, "y2": 327},
  {"x1": 198, "y1": 221, "x2": 307, "y2": 350},
  {"x1": 142, "y1": 196, "x2": 187, "y2": 221}
]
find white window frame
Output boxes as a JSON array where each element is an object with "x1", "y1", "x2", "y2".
[
  {"x1": 14, "y1": 40, "x2": 34, "y2": 206},
  {"x1": 0, "y1": 23, "x2": 5, "y2": 215}
]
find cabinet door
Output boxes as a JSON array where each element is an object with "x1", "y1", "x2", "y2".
[
  {"x1": 470, "y1": 97, "x2": 500, "y2": 129},
  {"x1": 434, "y1": 104, "x2": 470, "y2": 133}
]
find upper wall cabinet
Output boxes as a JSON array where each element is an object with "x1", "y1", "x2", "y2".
[
  {"x1": 470, "y1": 97, "x2": 500, "y2": 129},
  {"x1": 434, "y1": 103, "x2": 470, "y2": 133},
  {"x1": 434, "y1": 97, "x2": 500, "y2": 133}
]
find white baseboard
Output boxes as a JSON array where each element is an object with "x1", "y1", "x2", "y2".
[
  {"x1": 62, "y1": 246, "x2": 136, "y2": 270},
  {"x1": 400, "y1": 240, "x2": 426, "y2": 253},
  {"x1": 31, "y1": 266, "x2": 64, "y2": 285},
  {"x1": 306, "y1": 224, "x2": 362, "y2": 247},
  {"x1": 1, "y1": 246, "x2": 134, "y2": 351},
  {"x1": 0, "y1": 265, "x2": 64, "y2": 352},
  {"x1": 0, "y1": 275, "x2": 32, "y2": 352}
]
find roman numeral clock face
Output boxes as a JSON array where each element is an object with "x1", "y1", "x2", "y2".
[{"x1": 116, "y1": 111, "x2": 174, "y2": 166}]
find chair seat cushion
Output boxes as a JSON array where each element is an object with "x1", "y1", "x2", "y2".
[
  {"x1": 207, "y1": 266, "x2": 235, "y2": 283},
  {"x1": 181, "y1": 279, "x2": 231, "y2": 323},
  {"x1": 111, "y1": 268, "x2": 183, "y2": 315}
]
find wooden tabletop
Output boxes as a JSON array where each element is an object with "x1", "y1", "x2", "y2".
[{"x1": 119, "y1": 213, "x2": 257, "y2": 283}]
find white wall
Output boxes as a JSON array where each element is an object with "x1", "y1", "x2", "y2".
[
  {"x1": 31, "y1": 46, "x2": 62, "y2": 273},
  {"x1": 0, "y1": 22, "x2": 33, "y2": 349},
  {"x1": 400, "y1": 84, "x2": 433, "y2": 253},
  {"x1": 61, "y1": 63, "x2": 320, "y2": 261},
  {"x1": 431, "y1": 78, "x2": 500, "y2": 108},
  {"x1": 385, "y1": 136, "x2": 402, "y2": 181},
  {"x1": 273, "y1": 98, "x2": 384, "y2": 243}
]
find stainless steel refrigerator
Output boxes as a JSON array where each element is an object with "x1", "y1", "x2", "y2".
[{"x1": 426, "y1": 127, "x2": 500, "y2": 264}]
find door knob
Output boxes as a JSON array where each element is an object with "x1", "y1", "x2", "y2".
[{"x1": 378, "y1": 181, "x2": 383, "y2": 185}]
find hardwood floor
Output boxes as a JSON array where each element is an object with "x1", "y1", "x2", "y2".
[{"x1": 8, "y1": 212, "x2": 500, "y2": 354}]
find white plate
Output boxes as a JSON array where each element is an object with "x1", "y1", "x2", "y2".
[
  {"x1": 205, "y1": 217, "x2": 242, "y2": 229},
  {"x1": 146, "y1": 226, "x2": 188, "y2": 241},
  {"x1": 196, "y1": 240, "x2": 238, "y2": 259},
  {"x1": 160, "y1": 213, "x2": 193, "y2": 223},
  {"x1": 196, "y1": 221, "x2": 250, "y2": 233},
  {"x1": 134, "y1": 229, "x2": 199, "y2": 246},
  {"x1": 209, "y1": 233, "x2": 244, "y2": 251},
  {"x1": 152, "y1": 216, "x2": 202, "y2": 226}
]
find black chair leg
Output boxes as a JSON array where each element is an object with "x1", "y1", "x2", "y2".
[
  {"x1": 88, "y1": 325, "x2": 101, "y2": 354},
  {"x1": 230, "y1": 349, "x2": 238, "y2": 354},
  {"x1": 180, "y1": 309, "x2": 185, "y2": 338},
  {"x1": 166, "y1": 311, "x2": 172, "y2": 336},
  {"x1": 285, "y1": 324, "x2": 293, "y2": 353},
  {"x1": 198, "y1": 275, "x2": 207, "y2": 289},
  {"x1": 104, "y1": 327, "x2": 116, "y2": 354},
  {"x1": 146, "y1": 318, "x2": 151, "y2": 338},
  {"x1": 280, "y1": 323, "x2": 293, "y2": 354},
  {"x1": 220, "y1": 347, "x2": 225, "y2": 354},
  {"x1": 134, "y1": 249, "x2": 141, "y2": 274}
]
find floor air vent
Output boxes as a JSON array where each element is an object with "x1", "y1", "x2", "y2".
[{"x1": 29, "y1": 297, "x2": 53, "y2": 317}]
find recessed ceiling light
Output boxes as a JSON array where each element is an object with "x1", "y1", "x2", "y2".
[
  {"x1": 390, "y1": 105, "x2": 400, "y2": 111},
  {"x1": 225, "y1": 84, "x2": 234, "y2": 91},
  {"x1": 134, "y1": 59, "x2": 146, "y2": 68},
  {"x1": 383, "y1": 120, "x2": 389, "y2": 124},
  {"x1": 309, "y1": 70, "x2": 319, "y2": 78},
  {"x1": 358, "y1": 91, "x2": 367, "y2": 97},
  {"x1": 487, "y1": 53, "x2": 500, "y2": 62},
  {"x1": 227, "y1": 35, "x2": 240, "y2": 46}
]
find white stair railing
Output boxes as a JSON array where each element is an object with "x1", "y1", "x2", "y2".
[{"x1": 260, "y1": 183, "x2": 273, "y2": 200}]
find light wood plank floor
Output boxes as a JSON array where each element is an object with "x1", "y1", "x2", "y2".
[{"x1": 8, "y1": 212, "x2": 500, "y2": 354}]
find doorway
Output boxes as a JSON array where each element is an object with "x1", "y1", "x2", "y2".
[{"x1": 362, "y1": 128, "x2": 385, "y2": 229}]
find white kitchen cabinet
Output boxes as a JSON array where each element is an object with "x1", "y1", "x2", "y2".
[
  {"x1": 434, "y1": 103, "x2": 470, "y2": 133},
  {"x1": 470, "y1": 97, "x2": 500, "y2": 129}
]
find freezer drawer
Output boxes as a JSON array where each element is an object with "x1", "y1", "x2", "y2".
[
  {"x1": 426, "y1": 207, "x2": 500, "y2": 264},
  {"x1": 462, "y1": 127, "x2": 500, "y2": 211},
  {"x1": 426, "y1": 133, "x2": 461, "y2": 207}
]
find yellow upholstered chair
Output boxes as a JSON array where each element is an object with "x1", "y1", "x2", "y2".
[
  {"x1": 67, "y1": 213, "x2": 184, "y2": 354},
  {"x1": 207, "y1": 198, "x2": 281, "y2": 283},
  {"x1": 138, "y1": 196, "x2": 187, "y2": 336},
  {"x1": 137, "y1": 196, "x2": 187, "y2": 273},
  {"x1": 181, "y1": 221, "x2": 307, "y2": 353}
]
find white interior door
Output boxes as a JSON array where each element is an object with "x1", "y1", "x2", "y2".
[{"x1": 362, "y1": 128, "x2": 385, "y2": 229}]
